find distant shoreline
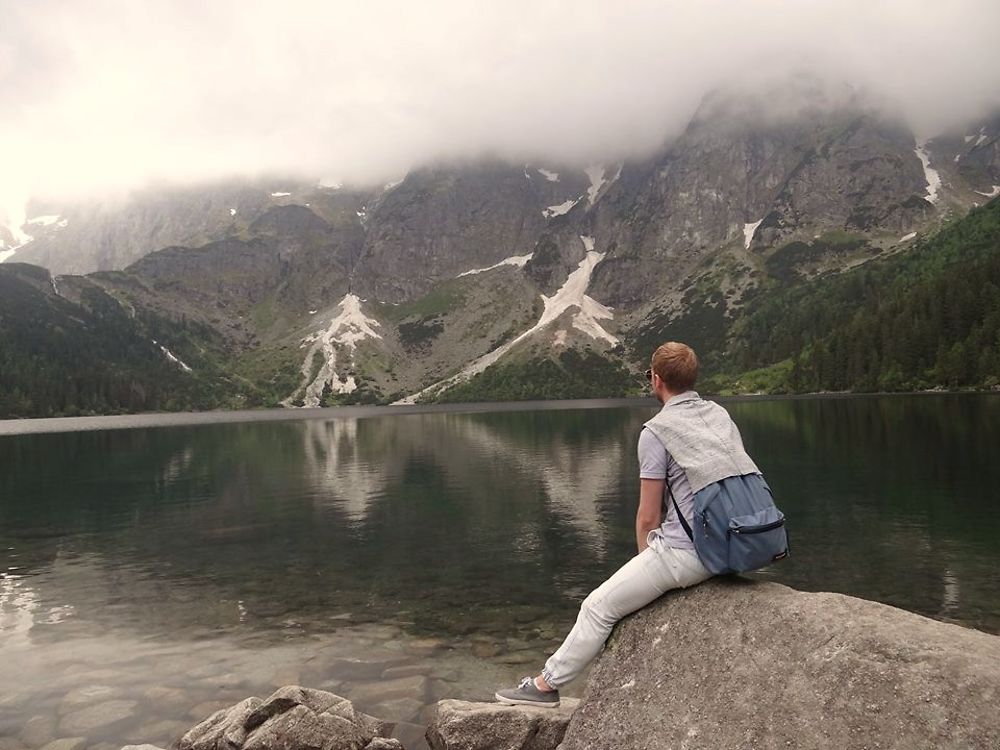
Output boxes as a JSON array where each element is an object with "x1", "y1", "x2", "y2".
[{"x1": 1, "y1": 390, "x2": 996, "y2": 436}]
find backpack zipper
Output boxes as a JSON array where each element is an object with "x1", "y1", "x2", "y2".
[{"x1": 731, "y1": 518, "x2": 785, "y2": 534}]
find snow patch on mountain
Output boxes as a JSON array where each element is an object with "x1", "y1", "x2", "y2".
[
  {"x1": 383, "y1": 177, "x2": 405, "y2": 192},
  {"x1": 542, "y1": 198, "x2": 579, "y2": 218},
  {"x1": 914, "y1": 141, "x2": 941, "y2": 204},
  {"x1": 899, "y1": 232, "x2": 917, "y2": 242},
  {"x1": 27, "y1": 215, "x2": 68, "y2": 228},
  {"x1": 1, "y1": 212, "x2": 67, "y2": 263},
  {"x1": 743, "y1": 219, "x2": 763, "y2": 249},
  {"x1": 1, "y1": 196, "x2": 32, "y2": 248},
  {"x1": 537, "y1": 168, "x2": 560, "y2": 182},
  {"x1": 585, "y1": 166, "x2": 606, "y2": 205},
  {"x1": 284, "y1": 294, "x2": 382, "y2": 408},
  {"x1": 270, "y1": 191, "x2": 291, "y2": 198},
  {"x1": 230, "y1": 208, "x2": 237, "y2": 216},
  {"x1": 458, "y1": 253, "x2": 533, "y2": 277},
  {"x1": 398, "y1": 235, "x2": 615, "y2": 404},
  {"x1": 153, "y1": 340, "x2": 192, "y2": 372},
  {"x1": 975, "y1": 185, "x2": 1000, "y2": 198},
  {"x1": 571, "y1": 296, "x2": 616, "y2": 344}
]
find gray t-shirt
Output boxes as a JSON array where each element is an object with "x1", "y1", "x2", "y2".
[{"x1": 637, "y1": 427, "x2": 695, "y2": 550}]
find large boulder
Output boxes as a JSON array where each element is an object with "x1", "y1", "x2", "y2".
[
  {"x1": 425, "y1": 698, "x2": 580, "y2": 750},
  {"x1": 176, "y1": 686, "x2": 393, "y2": 750},
  {"x1": 560, "y1": 577, "x2": 1000, "y2": 750}
]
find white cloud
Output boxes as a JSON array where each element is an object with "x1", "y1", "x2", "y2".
[{"x1": 1, "y1": 0, "x2": 999, "y2": 203}]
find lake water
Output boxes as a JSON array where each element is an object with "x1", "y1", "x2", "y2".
[{"x1": 1, "y1": 395, "x2": 998, "y2": 749}]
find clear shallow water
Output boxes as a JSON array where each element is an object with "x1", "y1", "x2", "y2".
[{"x1": 1, "y1": 395, "x2": 998, "y2": 749}]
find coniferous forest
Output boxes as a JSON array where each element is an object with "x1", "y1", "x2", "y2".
[
  {"x1": 717, "y1": 197, "x2": 1000, "y2": 394},
  {"x1": 0, "y1": 267, "x2": 252, "y2": 417}
]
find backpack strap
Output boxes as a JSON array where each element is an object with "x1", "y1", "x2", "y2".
[{"x1": 666, "y1": 479, "x2": 694, "y2": 542}]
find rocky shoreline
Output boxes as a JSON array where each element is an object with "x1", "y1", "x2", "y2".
[
  {"x1": 0, "y1": 610, "x2": 576, "y2": 750},
  {"x1": 10, "y1": 578, "x2": 1000, "y2": 750},
  {"x1": 111, "y1": 685, "x2": 580, "y2": 750}
]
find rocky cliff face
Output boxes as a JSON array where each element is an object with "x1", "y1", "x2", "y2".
[
  {"x1": 9, "y1": 182, "x2": 275, "y2": 274},
  {"x1": 942, "y1": 113, "x2": 1000, "y2": 198},
  {"x1": 588, "y1": 93, "x2": 943, "y2": 320},
  {"x1": 4, "y1": 89, "x2": 999, "y2": 409},
  {"x1": 355, "y1": 162, "x2": 559, "y2": 302}
]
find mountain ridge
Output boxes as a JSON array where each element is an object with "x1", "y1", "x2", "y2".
[{"x1": 2, "y1": 92, "x2": 999, "y2": 417}]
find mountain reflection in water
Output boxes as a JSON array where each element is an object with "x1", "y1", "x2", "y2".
[{"x1": 0, "y1": 395, "x2": 998, "y2": 747}]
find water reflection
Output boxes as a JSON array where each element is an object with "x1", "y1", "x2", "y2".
[
  {"x1": 0, "y1": 396, "x2": 998, "y2": 747},
  {"x1": 441, "y1": 414, "x2": 624, "y2": 559},
  {"x1": 0, "y1": 573, "x2": 39, "y2": 647},
  {"x1": 0, "y1": 409, "x2": 649, "y2": 643},
  {"x1": 940, "y1": 568, "x2": 960, "y2": 620},
  {"x1": 303, "y1": 418, "x2": 392, "y2": 522},
  {"x1": 729, "y1": 394, "x2": 1000, "y2": 630},
  {"x1": 1, "y1": 398, "x2": 998, "y2": 639}
]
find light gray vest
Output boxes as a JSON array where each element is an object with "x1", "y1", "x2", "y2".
[{"x1": 643, "y1": 391, "x2": 759, "y2": 494}]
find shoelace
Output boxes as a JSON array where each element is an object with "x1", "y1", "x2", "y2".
[{"x1": 518, "y1": 677, "x2": 534, "y2": 690}]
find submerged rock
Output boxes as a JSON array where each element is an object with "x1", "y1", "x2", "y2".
[
  {"x1": 424, "y1": 699, "x2": 579, "y2": 750},
  {"x1": 140, "y1": 686, "x2": 189, "y2": 713},
  {"x1": 57, "y1": 685, "x2": 121, "y2": 714},
  {"x1": 57, "y1": 699, "x2": 138, "y2": 736},
  {"x1": 560, "y1": 577, "x2": 1000, "y2": 749},
  {"x1": 20, "y1": 714, "x2": 55, "y2": 747},
  {"x1": 347, "y1": 675, "x2": 429, "y2": 706}
]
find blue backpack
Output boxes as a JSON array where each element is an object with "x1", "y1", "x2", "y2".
[{"x1": 669, "y1": 473, "x2": 788, "y2": 575}]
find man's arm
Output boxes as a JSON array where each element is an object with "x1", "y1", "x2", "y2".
[{"x1": 636, "y1": 478, "x2": 665, "y2": 553}]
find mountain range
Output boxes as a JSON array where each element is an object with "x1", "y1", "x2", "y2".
[{"x1": 2, "y1": 85, "x2": 999, "y2": 418}]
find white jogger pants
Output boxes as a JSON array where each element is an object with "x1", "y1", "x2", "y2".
[{"x1": 541, "y1": 534, "x2": 712, "y2": 689}]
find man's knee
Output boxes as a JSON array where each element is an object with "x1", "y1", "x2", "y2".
[{"x1": 580, "y1": 591, "x2": 615, "y2": 627}]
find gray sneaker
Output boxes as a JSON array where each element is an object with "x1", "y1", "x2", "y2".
[{"x1": 495, "y1": 676, "x2": 560, "y2": 708}]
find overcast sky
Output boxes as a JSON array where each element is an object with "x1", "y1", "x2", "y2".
[{"x1": 1, "y1": 0, "x2": 1000, "y2": 208}]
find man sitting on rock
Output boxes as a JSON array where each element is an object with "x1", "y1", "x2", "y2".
[{"x1": 496, "y1": 341, "x2": 757, "y2": 707}]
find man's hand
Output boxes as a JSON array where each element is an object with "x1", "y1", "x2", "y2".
[{"x1": 636, "y1": 478, "x2": 665, "y2": 553}]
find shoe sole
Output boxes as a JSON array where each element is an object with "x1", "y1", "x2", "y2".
[{"x1": 494, "y1": 692, "x2": 560, "y2": 708}]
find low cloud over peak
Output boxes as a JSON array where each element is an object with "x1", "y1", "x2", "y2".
[{"x1": 1, "y1": 0, "x2": 999, "y2": 205}]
